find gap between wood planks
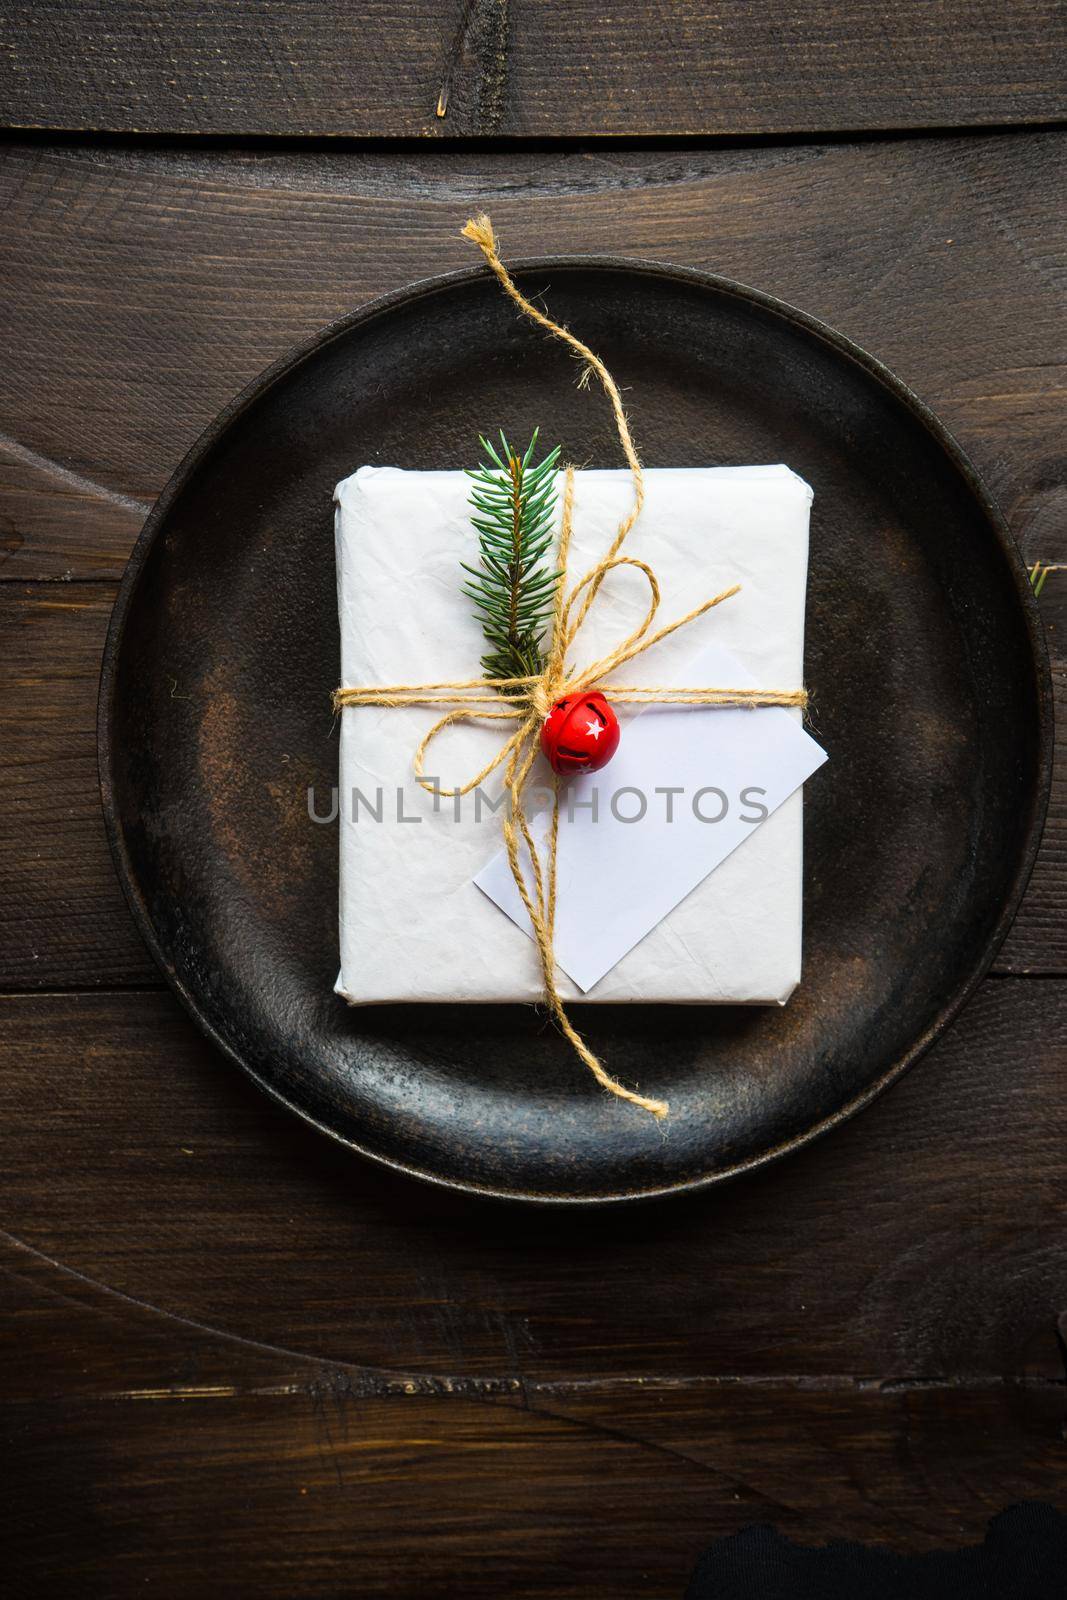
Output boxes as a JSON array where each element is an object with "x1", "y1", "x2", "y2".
[
  {"x1": 4, "y1": 1371, "x2": 1064, "y2": 1406},
  {"x1": 3, "y1": 123, "x2": 1067, "y2": 156}
]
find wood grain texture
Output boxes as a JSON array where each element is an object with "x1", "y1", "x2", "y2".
[
  {"x1": 0, "y1": 433, "x2": 148, "y2": 582},
  {"x1": 1, "y1": 1, "x2": 1066, "y2": 139},
  {"x1": 3, "y1": 970, "x2": 1067, "y2": 1584},
  {"x1": 0, "y1": 585, "x2": 157, "y2": 986},
  {"x1": 1, "y1": 978, "x2": 1064, "y2": 1383},
  {"x1": 3, "y1": 1178, "x2": 1064, "y2": 1591},
  {"x1": 4, "y1": 1380, "x2": 1063, "y2": 1596},
  {"x1": 1, "y1": 136, "x2": 1064, "y2": 577}
]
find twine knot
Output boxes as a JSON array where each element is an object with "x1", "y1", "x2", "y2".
[{"x1": 528, "y1": 677, "x2": 557, "y2": 720}]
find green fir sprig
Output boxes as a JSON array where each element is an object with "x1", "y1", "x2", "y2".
[{"x1": 462, "y1": 430, "x2": 562, "y2": 685}]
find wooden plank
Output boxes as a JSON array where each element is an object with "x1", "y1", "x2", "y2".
[
  {"x1": 3, "y1": 580, "x2": 1062, "y2": 989},
  {"x1": 0, "y1": 136, "x2": 1063, "y2": 578},
  {"x1": 1000, "y1": 658, "x2": 1066, "y2": 971},
  {"x1": 0, "y1": 584, "x2": 157, "y2": 986},
  {"x1": 1, "y1": 2, "x2": 1065, "y2": 139},
  {"x1": 4, "y1": 1376, "x2": 1063, "y2": 1595},
  {"x1": 0, "y1": 979, "x2": 1064, "y2": 1383},
  {"x1": 4, "y1": 1024, "x2": 1062, "y2": 1587}
]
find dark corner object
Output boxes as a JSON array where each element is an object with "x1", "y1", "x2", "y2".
[{"x1": 685, "y1": 1503, "x2": 1067, "y2": 1599}]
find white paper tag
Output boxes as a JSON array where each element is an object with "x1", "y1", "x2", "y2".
[{"x1": 475, "y1": 641, "x2": 827, "y2": 993}]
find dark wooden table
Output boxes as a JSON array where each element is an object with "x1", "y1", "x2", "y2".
[{"x1": 2, "y1": 7, "x2": 1066, "y2": 1595}]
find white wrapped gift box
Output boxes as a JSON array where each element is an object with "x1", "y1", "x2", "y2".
[{"x1": 334, "y1": 464, "x2": 814, "y2": 1005}]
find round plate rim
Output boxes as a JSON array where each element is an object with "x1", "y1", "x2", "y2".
[{"x1": 97, "y1": 255, "x2": 1054, "y2": 1206}]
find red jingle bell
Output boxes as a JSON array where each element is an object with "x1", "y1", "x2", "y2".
[{"x1": 540, "y1": 690, "x2": 621, "y2": 776}]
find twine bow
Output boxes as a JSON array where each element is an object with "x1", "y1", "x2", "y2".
[{"x1": 334, "y1": 216, "x2": 808, "y2": 1117}]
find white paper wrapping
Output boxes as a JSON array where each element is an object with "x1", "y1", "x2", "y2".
[{"x1": 335, "y1": 465, "x2": 814, "y2": 1005}]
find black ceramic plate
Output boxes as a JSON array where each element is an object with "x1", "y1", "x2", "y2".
[{"x1": 99, "y1": 260, "x2": 1051, "y2": 1204}]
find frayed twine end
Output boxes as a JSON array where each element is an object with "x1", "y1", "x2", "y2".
[{"x1": 461, "y1": 213, "x2": 498, "y2": 257}]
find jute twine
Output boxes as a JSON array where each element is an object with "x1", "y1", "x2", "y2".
[{"x1": 334, "y1": 214, "x2": 808, "y2": 1117}]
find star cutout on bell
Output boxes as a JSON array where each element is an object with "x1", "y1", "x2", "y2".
[{"x1": 585, "y1": 718, "x2": 603, "y2": 740}]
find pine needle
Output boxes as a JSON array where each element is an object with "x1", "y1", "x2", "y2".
[{"x1": 1030, "y1": 561, "x2": 1051, "y2": 599}]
